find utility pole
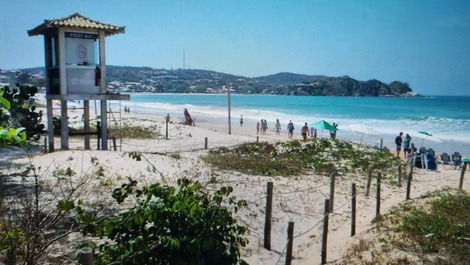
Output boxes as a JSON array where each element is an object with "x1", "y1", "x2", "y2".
[{"x1": 227, "y1": 80, "x2": 231, "y2": 135}]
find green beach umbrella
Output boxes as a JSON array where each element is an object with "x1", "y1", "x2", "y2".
[
  {"x1": 413, "y1": 131, "x2": 439, "y2": 147},
  {"x1": 308, "y1": 120, "x2": 338, "y2": 131},
  {"x1": 308, "y1": 120, "x2": 338, "y2": 138},
  {"x1": 418, "y1": 131, "x2": 432, "y2": 136}
]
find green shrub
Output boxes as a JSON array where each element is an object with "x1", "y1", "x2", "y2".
[
  {"x1": 81, "y1": 178, "x2": 248, "y2": 265},
  {"x1": 1, "y1": 84, "x2": 44, "y2": 140},
  {"x1": 400, "y1": 191, "x2": 470, "y2": 255}
]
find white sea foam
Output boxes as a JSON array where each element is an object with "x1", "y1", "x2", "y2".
[{"x1": 125, "y1": 101, "x2": 470, "y2": 144}]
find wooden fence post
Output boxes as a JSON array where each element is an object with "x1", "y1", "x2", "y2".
[
  {"x1": 204, "y1": 137, "x2": 208, "y2": 150},
  {"x1": 365, "y1": 167, "x2": 373, "y2": 197},
  {"x1": 165, "y1": 113, "x2": 170, "y2": 140},
  {"x1": 376, "y1": 172, "x2": 381, "y2": 218},
  {"x1": 380, "y1": 138, "x2": 383, "y2": 150},
  {"x1": 78, "y1": 247, "x2": 93, "y2": 265},
  {"x1": 351, "y1": 183, "x2": 356, "y2": 237},
  {"x1": 112, "y1": 137, "x2": 117, "y2": 151},
  {"x1": 397, "y1": 164, "x2": 402, "y2": 187},
  {"x1": 285, "y1": 221, "x2": 294, "y2": 265},
  {"x1": 256, "y1": 136, "x2": 259, "y2": 143},
  {"x1": 321, "y1": 199, "x2": 330, "y2": 265},
  {"x1": 406, "y1": 155, "x2": 414, "y2": 200},
  {"x1": 459, "y1": 162, "x2": 467, "y2": 190},
  {"x1": 264, "y1": 182, "x2": 274, "y2": 250},
  {"x1": 329, "y1": 174, "x2": 336, "y2": 212},
  {"x1": 44, "y1": 135, "x2": 47, "y2": 154}
]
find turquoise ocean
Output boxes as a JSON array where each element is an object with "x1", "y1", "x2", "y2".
[{"x1": 127, "y1": 94, "x2": 470, "y2": 156}]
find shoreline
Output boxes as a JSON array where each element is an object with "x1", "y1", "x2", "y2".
[{"x1": 34, "y1": 93, "x2": 470, "y2": 157}]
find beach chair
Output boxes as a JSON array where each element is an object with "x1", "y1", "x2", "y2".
[
  {"x1": 451, "y1": 152, "x2": 462, "y2": 169},
  {"x1": 440, "y1": 153, "x2": 451, "y2": 165}
]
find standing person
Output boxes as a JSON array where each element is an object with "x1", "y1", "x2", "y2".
[
  {"x1": 403, "y1": 134, "x2": 412, "y2": 157},
  {"x1": 256, "y1": 121, "x2": 260, "y2": 135},
  {"x1": 287, "y1": 120, "x2": 294, "y2": 139},
  {"x1": 301, "y1": 122, "x2": 309, "y2": 141},
  {"x1": 240, "y1": 115, "x2": 243, "y2": 127},
  {"x1": 395, "y1": 132, "x2": 403, "y2": 158},
  {"x1": 275, "y1": 119, "x2": 281, "y2": 135},
  {"x1": 332, "y1": 123, "x2": 338, "y2": 139},
  {"x1": 264, "y1": 120, "x2": 268, "y2": 134}
]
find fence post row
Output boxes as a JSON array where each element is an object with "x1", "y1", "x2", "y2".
[
  {"x1": 351, "y1": 183, "x2": 356, "y2": 237},
  {"x1": 321, "y1": 199, "x2": 330, "y2": 265},
  {"x1": 264, "y1": 182, "x2": 273, "y2": 250},
  {"x1": 285, "y1": 221, "x2": 294, "y2": 265}
]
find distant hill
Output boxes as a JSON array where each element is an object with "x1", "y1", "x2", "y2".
[
  {"x1": 0, "y1": 65, "x2": 416, "y2": 96},
  {"x1": 254, "y1": 72, "x2": 326, "y2": 86}
]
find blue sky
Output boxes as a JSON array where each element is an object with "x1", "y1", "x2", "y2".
[{"x1": 1, "y1": 0, "x2": 470, "y2": 95}]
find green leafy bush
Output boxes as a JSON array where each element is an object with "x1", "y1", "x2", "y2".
[
  {"x1": 0, "y1": 89, "x2": 26, "y2": 146},
  {"x1": 0, "y1": 127, "x2": 26, "y2": 146},
  {"x1": 81, "y1": 178, "x2": 248, "y2": 265},
  {"x1": 1, "y1": 84, "x2": 44, "y2": 140}
]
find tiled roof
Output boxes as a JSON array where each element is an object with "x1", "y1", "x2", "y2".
[{"x1": 28, "y1": 13, "x2": 125, "y2": 36}]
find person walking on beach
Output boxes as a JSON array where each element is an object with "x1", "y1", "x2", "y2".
[
  {"x1": 395, "y1": 132, "x2": 403, "y2": 158},
  {"x1": 330, "y1": 123, "x2": 338, "y2": 139},
  {"x1": 256, "y1": 121, "x2": 260, "y2": 135},
  {"x1": 240, "y1": 115, "x2": 243, "y2": 127},
  {"x1": 403, "y1": 134, "x2": 412, "y2": 157},
  {"x1": 261, "y1": 119, "x2": 267, "y2": 134},
  {"x1": 301, "y1": 122, "x2": 309, "y2": 141},
  {"x1": 275, "y1": 119, "x2": 281, "y2": 135},
  {"x1": 287, "y1": 120, "x2": 294, "y2": 139}
]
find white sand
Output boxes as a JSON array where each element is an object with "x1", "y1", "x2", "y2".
[{"x1": 1, "y1": 107, "x2": 468, "y2": 265}]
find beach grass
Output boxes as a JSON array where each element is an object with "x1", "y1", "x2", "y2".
[
  {"x1": 203, "y1": 138, "x2": 400, "y2": 177},
  {"x1": 109, "y1": 124, "x2": 161, "y2": 139},
  {"x1": 342, "y1": 190, "x2": 470, "y2": 265}
]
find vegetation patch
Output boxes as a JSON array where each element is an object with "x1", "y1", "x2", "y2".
[
  {"x1": 203, "y1": 138, "x2": 400, "y2": 176},
  {"x1": 80, "y1": 178, "x2": 248, "y2": 265},
  {"x1": 109, "y1": 124, "x2": 161, "y2": 139},
  {"x1": 398, "y1": 191, "x2": 469, "y2": 256},
  {"x1": 339, "y1": 190, "x2": 470, "y2": 265}
]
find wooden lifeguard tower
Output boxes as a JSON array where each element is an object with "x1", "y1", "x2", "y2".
[{"x1": 28, "y1": 13, "x2": 130, "y2": 151}]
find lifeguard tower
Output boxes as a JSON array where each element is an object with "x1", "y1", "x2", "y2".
[{"x1": 28, "y1": 13, "x2": 130, "y2": 151}]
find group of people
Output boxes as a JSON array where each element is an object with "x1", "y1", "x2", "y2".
[
  {"x1": 256, "y1": 119, "x2": 269, "y2": 135},
  {"x1": 256, "y1": 119, "x2": 294, "y2": 137},
  {"x1": 124, "y1": 106, "x2": 131, "y2": 113},
  {"x1": 395, "y1": 132, "x2": 413, "y2": 158},
  {"x1": 253, "y1": 119, "x2": 337, "y2": 141}
]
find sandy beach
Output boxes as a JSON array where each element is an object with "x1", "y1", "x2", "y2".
[{"x1": 1, "y1": 102, "x2": 468, "y2": 265}]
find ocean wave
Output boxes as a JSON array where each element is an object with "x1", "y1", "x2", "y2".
[{"x1": 126, "y1": 101, "x2": 470, "y2": 143}]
